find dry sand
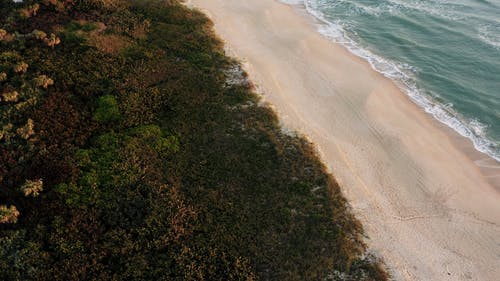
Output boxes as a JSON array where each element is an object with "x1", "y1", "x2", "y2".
[{"x1": 189, "y1": 0, "x2": 500, "y2": 280}]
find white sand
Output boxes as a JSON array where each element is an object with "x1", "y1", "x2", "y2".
[{"x1": 189, "y1": 0, "x2": 500, "y2": 280}]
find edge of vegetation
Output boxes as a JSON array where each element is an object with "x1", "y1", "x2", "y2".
[{"x1": 0, "y1": 0, "x2": 389, "y2": 280}]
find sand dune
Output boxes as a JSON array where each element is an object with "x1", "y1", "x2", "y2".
[{"x1": 189, "y1": 0, "x2": 500, "y2": 280}]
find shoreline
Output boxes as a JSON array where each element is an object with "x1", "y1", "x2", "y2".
[
  {"x1": 285, "y1": 0, "x2": 500, "y2": 165},
  {"x1": 190, "y1": 0, "x2": 500, "y2": 280},
  {"x1": 283, "y1": 1, "x2": 500, "y2": 190}
]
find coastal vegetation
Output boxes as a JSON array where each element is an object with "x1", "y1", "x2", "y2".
[{"x1": 0, "y1": 0, "x2": 388, "y2": 280}]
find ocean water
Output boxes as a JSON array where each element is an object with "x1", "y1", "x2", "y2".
[{"x1": 282, "y1": 0, "x2": 500, "y2": 162}]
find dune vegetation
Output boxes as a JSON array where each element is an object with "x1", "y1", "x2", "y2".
[{"x1": 0, "y1": 0, "x2": 387, "y2": 280}]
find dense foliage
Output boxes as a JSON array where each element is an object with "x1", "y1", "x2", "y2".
[{"x1": 0, "y1": 0, "x2": 388, "y2": 280}]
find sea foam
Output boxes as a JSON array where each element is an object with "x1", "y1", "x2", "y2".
[
  {"x1": 478, "y1": 23, "x2": 500, "y2": 50},
  {"x1": 280, "y1": 0, "x2": 500, "y2": 162}
]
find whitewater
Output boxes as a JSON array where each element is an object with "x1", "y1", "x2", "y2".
[{"x1": 281, "y1": 0, "x2": 500, "y2": 162}]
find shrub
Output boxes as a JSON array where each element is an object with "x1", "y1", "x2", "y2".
[
  {"x1": 34, "y1": 75, "x2": 54, "y2": 88},
  {"x1": 19, "y1": 3, "x2": 40, "y2": 19},
  {"x1": 75, "y1": 0, "x2": 129, "y2": 12},
  {"x1": 16, "y1": 118, "x2": 35, "y2": 139},
  {"x1": 2, "y1": 91, "x2": 19, "y2": 102},
  {"x1": 0, "y1": 205, "x2": 19, "y2": 224},
  {"x1": 31, "y1": 29, "x2": 47, "y2": 40},
  {"x1": 93, "y1": 95, "x2": 121, "y2": 123},
  {"x1": 131, "y1": 19, "x2": 151, "y2": 39},
  {"x1": 43, "y1": 33, "x2": 61, "y2": 48},
  {"x1": 0, "y1": 29, "x2": 7, "y2": 41},
  {"x1": 20, "y1": 179, "x2": 44, "y2": 197},
  {"x1": 0, "y1": 1, "x2": 388, "y2": 280},
  {"x1": 13, "y1": 62, "x2": 28, "y2": 73},
  {"x1": 0, "y1": 124, "x2": 13, "y2": 142},
  {"x1": 42, "y1": 0, "x2": 71, "y2": 12}
]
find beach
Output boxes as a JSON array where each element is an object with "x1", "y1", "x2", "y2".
[{"x1": 189, "y1": 0, "x2": 500, "y2": 280}]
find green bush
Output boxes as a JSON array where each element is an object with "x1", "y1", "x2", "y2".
[
  {"x1": 93, "y1": 95, "x2": 121, "y2": 123},
  {"x1": 0, "y1": 1, "x2": 388, "y2": 280}
]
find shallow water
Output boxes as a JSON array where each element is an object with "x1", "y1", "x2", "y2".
[{"x1": 282, "y1": 0, "x2": 500, "y2": 161}]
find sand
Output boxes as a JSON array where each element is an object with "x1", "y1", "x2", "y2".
[{"x1": 188, "y1": 0, "x2": 500, "y2": 280}]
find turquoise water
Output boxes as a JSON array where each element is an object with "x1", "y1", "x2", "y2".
[{"x1": 283, "y1": 0, "x2": 500, "y2": 161}]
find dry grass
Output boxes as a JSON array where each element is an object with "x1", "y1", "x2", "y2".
[
  {"x1": 131, "y1": 20, "x2": 151, "y2": 39},
  {"x1": 78, "y1": 21, "x2": 130, "y2": 54},
  {"x1": 88, "y1": 33, "x2": 131, "y2": 54}
]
